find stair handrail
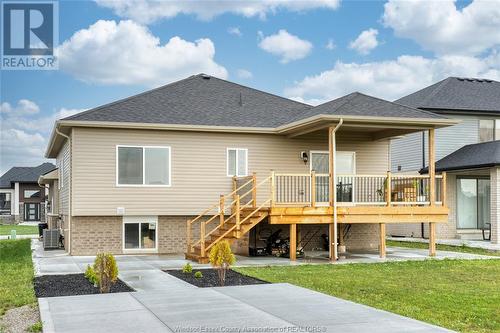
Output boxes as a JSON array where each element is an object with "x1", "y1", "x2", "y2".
[{"x1": 186, "y1": 174, "x2": 257, "y2": 254}]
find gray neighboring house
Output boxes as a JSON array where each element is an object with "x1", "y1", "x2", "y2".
[
  {"x1": 0, "y1": 163, "x2": 56, "y2": 224},
  {"x1": 390, "y1": 77, "x2": 500, "y2": 244}
]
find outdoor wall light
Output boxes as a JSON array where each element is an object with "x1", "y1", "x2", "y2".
[{"x1": 300, "y1": 151, "x2": 309, "y2": 164}]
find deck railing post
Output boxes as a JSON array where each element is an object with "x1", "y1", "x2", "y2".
[
  {"x1": 219, "y1": 194, "x2": 225, "y2": 227},
  {"x1": 386, "y1": 171, "x2": 392, "y2": 206},
  {"x1": 186, "y1": 219, "x2": 191, "y2": 253},
  {"x1": 200, "y1": 220, "x2": 206, "y2": 258},
  {"x1": 270, "y1": 171, "x2": 276, "y2": 207},
  {"x1": 252, "y1": 172, "x2": 257, "y2": 208},
  {"x1": 231, "y1": 176, "x2": 237, "y2": 214},
  {"x1": 311, "y1": 171, "x2": 316, "y2": 207},
  {"x1": 235, "y1": 194, "x2": 241, "y2": 237},
  {"x1": 441, "y1": 172, "x2": 447, "y2": 206}
]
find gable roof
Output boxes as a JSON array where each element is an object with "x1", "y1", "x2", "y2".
[
  {"x1": 0, "y1": 163, "x2": 56, "y2": 188},
  {"x1": 396, "y1": 77, "x2": 500, "y2": 113},
  {"x1": 287, "y1": 92, "x2": 446, "y2": 123},
  {"x1": 64, "y1": 74, "x2": 312, "y2": 128},
  {"x1": 421, "y1": 141, "x2": 500, "y2": 173}
]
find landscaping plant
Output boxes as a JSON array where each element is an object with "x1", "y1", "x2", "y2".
[
  {"x1": 84, "y1": 264, "x2": 98, "y2": 286},
  {"x1": 209, "y1": 240, "x2": 236, "y2": 286},
  {"x1": 93, "y1": 253, "x2": 118, "y2": 293},
  {"x1": 194, "y1": 271, "x2": 203, "y2": 279},
  {"x1": 182, "y1": 262, "x2": 193, "y2": 273}
]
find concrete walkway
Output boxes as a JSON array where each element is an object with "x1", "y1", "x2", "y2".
[
  {"x1": 39, "y1": 283, "x2": 453, "y2": 333},
  {"x1": 387, "y1": 237, "x2": 500, "y2": 251}
]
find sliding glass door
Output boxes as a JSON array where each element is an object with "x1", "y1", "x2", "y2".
[{"x1": 457, "y1": 178, "x2": 490, "y2": 229}]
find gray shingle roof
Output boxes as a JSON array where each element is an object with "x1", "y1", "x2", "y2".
[
  {"x1": 288, "y1": 92, "x2": 446, "y2": 123},
  {"x1": 0, "y1": 163, "x2": 56, "y2": 188},
  {"x1": 63, "y1": 74, "x2": 446, "y2": 129},
  {"x1": 421, "y1": 141, "x2": 500, "y2": 173},
  {"x1": 64, "y1": 74, "x2": 312, "y2": 128},
  {"x1": 396, "y1": 77, "x2": 500, "y2": 113}
]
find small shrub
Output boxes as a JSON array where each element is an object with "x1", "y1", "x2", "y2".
[
  {"x1": 93, "y1": 253, "x2": 118, "y2": 293},
  {"x1": 84, "y1": 264, "x2": 98, "y2": 286},
  {"x1": 209, "y1": 240, "x2": 236, "y2": 286},
  {"x1": 27, "y1": 321, "x2": 43, "y2": 332},
  {"x1": 182, "y1": 262, "x2": 193, "y2": 274},
  {"x1": 194, "y1": 271, "x2": 203, "y2": 279}
]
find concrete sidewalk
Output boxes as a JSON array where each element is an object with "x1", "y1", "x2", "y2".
[{"x1": 39, "y1": 283, "x2": 454, "y2": 333}]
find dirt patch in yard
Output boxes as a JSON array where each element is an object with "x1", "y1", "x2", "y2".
[
  {"x1": 34, "y1": 274, "x2": 134, "y2": 298},
  {"x1": 165, "y1": 269, "x2": 269, "y2": 288}
]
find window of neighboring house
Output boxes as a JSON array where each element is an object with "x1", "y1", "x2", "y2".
[
  {"x1": 24, "y1": 189, "x2": 41, "y2": 199},
  {"x1": 117, "y1": 146, "x2": 171, "y2": 186},
  {"x1": 227, "y1": 148, "x2": 248, "y2": 177},
  {"x1": 496, "y1": 119, "x2": 500, "y2": 140},
  {"x1": 479, "y1": 119, "x2": 495, "y2": 142},
  {"x1": 0, "y1": 193, "x2": 11, "y2": 215},
  {"x1": 123, "y1": 216, "x2": 157, "y2": 250}
]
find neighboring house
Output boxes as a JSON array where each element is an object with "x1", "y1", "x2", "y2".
[
  {"x1": 43, "y1": 74, "x2": 454, "y2": 261},
  {"x1": 0, "y1": 163, "x2": 56, "y2": 224},
  {"x1": 390, "y1": 77, "x2": 500, "y2": 244}
]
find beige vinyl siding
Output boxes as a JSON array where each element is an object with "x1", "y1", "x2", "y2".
[
  {"x1": 71, "y1": 127, "x2": 389, "y2": 216},
  {"x1": 57, "y1": 139, "x2": 71, "y2": 215}
]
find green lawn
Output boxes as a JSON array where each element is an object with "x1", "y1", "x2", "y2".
[
  {"x1": 0, "y1": 239, "x2": 36, "y2": 315},
  {"x1": 0, "y1": 224, "x2": 38, "y2": 236},
  {"x1": 236, "y1": 259, "x2": 500, "y2": 333},
  {"x1": 388, "y1": 240, "x2": 500, "y2": 257}
]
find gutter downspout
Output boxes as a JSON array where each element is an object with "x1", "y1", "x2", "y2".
[
  {"x1": 55, "y1": 127, "x2": 71, "y2": 254},
  {"x1": 421, "y1": 132, "x2": 426, "y2": 239},
  {"x1": 331, "y1": 119, "x2": 343, "y2": 260}
]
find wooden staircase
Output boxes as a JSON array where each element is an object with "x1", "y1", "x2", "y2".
[{"x1": 185, "y1": 174, "x2": 271, "y2": 263}]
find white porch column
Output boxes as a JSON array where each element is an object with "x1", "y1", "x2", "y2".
[
  {"x1": 13, "y1": 182, "x2": 19, "y2": 216},
  {"x1": 490, "y1": 167, "x2": 500, "y2": 244}
]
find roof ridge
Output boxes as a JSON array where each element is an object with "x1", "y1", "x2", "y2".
[
  {"x1": 62, "y1": 75, "x2": 199, "y2": 121},
  {"x1": 418, "y1": 77, "x2": 452, "y2": 108},
  {"x1": 352, "y1": 91, "x2": 448, "y2": 119},
  {"x1": 207, "y1": 75, "x2": 312, "y2": 108}
]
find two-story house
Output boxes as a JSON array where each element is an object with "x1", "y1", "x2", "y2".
[
  {"x1": 390, "y1": 77, "x2": 500, "y2": 244},
  {"x1": 0, "y1": 163, "x2": 55, "y2": 224}
]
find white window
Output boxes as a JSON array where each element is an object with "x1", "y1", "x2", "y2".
[
  {"x1": 123, "y1": 216, "x2": 157, "y2": 251},
  {"x1": 117, "y1": 146, "x2": 171, "y2": 186},
  {"x1": 227, "y1": 148, "x2": 248, "y2": 177}
]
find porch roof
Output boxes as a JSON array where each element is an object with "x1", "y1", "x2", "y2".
[
  {"x1": 421, "y1": 141, "x2": 500, "y2": 173},
  {"x1": 38, "y1": 168, "x2": 59, "y2": 185}
]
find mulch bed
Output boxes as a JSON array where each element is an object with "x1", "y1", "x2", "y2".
[
  {"x1": 34, "y1": 274, "x2": 134, "y2": 298},
  {"x1": 165, "y1": 269, "x2": 269, "y2": 288}
]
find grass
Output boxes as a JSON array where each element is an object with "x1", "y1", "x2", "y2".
[
  {"x1": 236, "y1": 259, "x2": 500, "y2": 333},
  {"x1": 388, "y1": 240, "x2": 500, "y2": 257},
  {"x1": 0, "y1": 239, "x2": 36, "y2": 315},
  {"x1": 0, "y1": 224, "x2": 38, "y2": 236}
]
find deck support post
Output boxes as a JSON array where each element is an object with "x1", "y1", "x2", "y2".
[
  {"x1": 379, "y1": 223, "x2": 386, "y2": 258},
  {"x1": 186, "y1": 220, "x2": 192, "y2": 253},
  {"x1": 428, "y1": 128, "x2": 436, "y2": 256},
  {"x1": 290, "y1": 224, "x2": 297, "y2": 261},
  {"x1": 429, "y1": 222, "x2": 436, "y2": 256},
  {"x1": 219, "y1": 195, "x2": 225, "y2": 227},
  {"x1": 200, "y1": 220, "x2": 206, "y2": 258}
]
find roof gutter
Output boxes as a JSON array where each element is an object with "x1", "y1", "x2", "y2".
[{"x1": 55, "y1": 127, "x2": 71, "y2": 255}]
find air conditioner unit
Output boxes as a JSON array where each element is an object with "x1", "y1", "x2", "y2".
[{"x1": 43, "y1": 229, "x2": 60, "y2": 249}]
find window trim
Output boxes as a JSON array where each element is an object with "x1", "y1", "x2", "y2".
[
  {"x1": 226, "y1": 148, "x2": 248, "y2": 177},
  {"x1": 122, "y1": 215, "x2": 158, "y2": 253},
  {"x1": 116, "y1": 145, "x2": 172, "y2": 187},
  {"x1": 23, "y1": 189, "x2": 41, "y2": 199}
]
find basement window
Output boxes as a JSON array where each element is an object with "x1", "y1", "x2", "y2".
[
  {"x1": 227, "y1": 148, "x2": 248, "y2": 177},
  {"x1": 123, "y1": 216, "x2": 157, "y2": 251},
  {"x1": 117, "y1": 146, "x2": 171, "y2": 186}
]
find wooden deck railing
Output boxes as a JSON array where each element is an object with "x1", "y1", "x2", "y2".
[
  {"x1": 186, "y1": 173, "x2": 271, "y2": 257},
  {"x1": 272, "y1": 171, "x2": 446, "y2": 207}
]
